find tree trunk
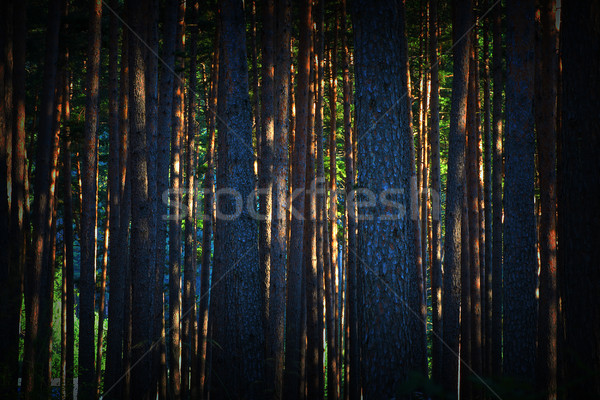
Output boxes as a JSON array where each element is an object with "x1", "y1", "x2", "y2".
[
  {"x1": 268, "y1": 1, "x2": 291, "y2": 398},
  {"x1": 105, "y1": 20, "x2": 129, "y2": 399},
  {"x1": 198, "y1": 22, "x2": 219, "y2": 400},
  {"x1": 558, "y1": 2, "x2": 600, "y2": 397},
  {"x1": 503, "y1": 0, "x2": 537, "y2": 383},
  {"x1": 210, "y1": 0, "x2": 264, "y2": 397},
  {"x1": 260, "y1": 0, "x2": 276, "y2": 395},
  {"x1": 428, "y1": 0, "x2": 443, "y2": 385},
  {"x1": 441, "y1": 0, "x2": 471, "y2": 395},
  {"x1": 534, "y1": 2, "x2": 558, "y2": 398},
  {"x1": 283, "y1": 0, "x2": 310, "y2": 396},
  {"x1": 491, "y1": 0, "x2": 504, "y2": 378},
  {"x1": 351, "y1": 0, "x2": 425, "y2": 397},
  {"x1": 155, "y1": 1, "x2": 178, "y2": 398},
  {"x1": 183, "y1": 1, "x2": 199, "y2": 397},
  {"x1": 169, "y1": 1, "x2": 186, "y2": 397},
  {"x1": 96, "y1": 206, "x2": 109, "y2": 398},
  {"x1": 22, "y1": 0, "x2": 61, "y2": 397}
]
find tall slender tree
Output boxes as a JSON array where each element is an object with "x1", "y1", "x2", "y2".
[
  {"x1": 558, "y1": 1, "x2": 600, "y2": 397},
  {"x1": 441, "y1": 0, "x2": 471, "y2": 395},
  {"x1": 503, "y1": 0, "x2": 537, "y2": 383},
  {"x1": 491, "y1": 0, "x2": 504, "y2": 377},
  {"x1": 284, "y1": 0, "x2": 311, "y2": 396},
  {"x1": 428, "y1": 0, "x2": 443, "y2": 385},
  {"x1": 535, "y1": 1, "x2": 558, "y2": 398},
  {"x1": 210, "y1": 0, "x2": 264, "y2": 397}
]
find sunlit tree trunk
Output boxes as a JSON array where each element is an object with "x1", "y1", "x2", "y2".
[
  {"x1": 503, "y1": 0, "x2": 537, "y2": 383},
  {"x1": 169, "y1": 1, "x2": 186, "y2": 397},
  {"x1": 210, "y1": 0, "x2": 264, "y2": 397},
  {"x1": 284, "y1": 0, "x2": 310, "y2": 396},
  {"x1": 558, "y1": 2, "x2": 600, "y2": 397},
  {"x1": 441, "y1": 0, "x2": 471, "y2": 395},
  {"x1": 428, "y1": 0, "x2": 443, "y2": 385}
]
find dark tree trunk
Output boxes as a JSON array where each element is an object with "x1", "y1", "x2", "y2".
[
  {"x1": 22, "y1": 0, "x2": 61, "y2": 397},
  {"x1": 95, "y1": 205, "x2": 109, "y2": 398},
  {"x1": 259, "y1": 0, "x2": 276, "y2": 396},
  {"x1": 105, "y1": 21, "x2": 129, "y2": 399},
  {"x1": 503, "y1": 0, "x2": 537, "y2": 383},
  {"x1": 128, "y1": 0, "x2": 154, "y2": 398},
  {"x1": 283, "y1": 0, "x2": 310, "y2": 396},
  {"x1": 198, "y1": 22, "x2": 219, "y2": 400},
  {"x1": 169, "y1": 1, "x2": 186, "y2": 397},
  {"x1": 441, "y1": 0, "x2": 471, "y2": 396},
  {"x1": 269, "y1": 0, "x2": 291, "y2": 398},
  {"x1": 467, "y1": 31, "x2": 482, "y2": 395},
  {"x1": 155, "y1": 1, "x2": 178, "y2": 398},
  {"x1": 558, "y1": 1, "x2": 600, "y2": 397},
  {"x1": 351, "y1": 0, "x2": 423, "y2": 397},
  {"x1": 534, "y1": 1, "x2": 557, "y2": 398},
  {"x1": 78, "y1": 1, "x2": 101, "y2": 398},
  {"x1": 491, "y1": 0, "x2": 504, "y2": 378},
  {"x1": 428, "y1": 0, "x2": 443, "y2": 385},
  {"x1": 210, "y1": 0, "x2": 264, "y2": 397}
]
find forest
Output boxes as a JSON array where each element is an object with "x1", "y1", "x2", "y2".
[{"x1": 0, "y1": 0, "x2": 599, "y2": 399}]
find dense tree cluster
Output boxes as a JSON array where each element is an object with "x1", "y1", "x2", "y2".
[{"x1": 1, "y1": 0, "x2": 598, "y2": 399}]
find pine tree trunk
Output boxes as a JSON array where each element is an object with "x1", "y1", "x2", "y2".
[
  {"x1": 105, "y1": 20, "x2": 129, "y2": 399},
  {"x1": 428, "y1": 0, "x2": 443, "y2": 385},
  {"x1": 503, "y1": 0, "x2": 537, "y2": 383},
  {"x1": 259, "y1": 0, "x2": 276, "y2": 395},
  {"x1": 491, "y1": 0, "x2": 504, "y2": 377},
  {"x1": 96, "y1": 206, "x2": 109, "y2": 397},
  {"x1": 198, "y1": 22, "x2": 219, "y2": 400},
  {"x1": 558, "y1": 2, "x2": 600, "y2": 397},
  {"x1": 351, "y1": 0, "x2": 424, "y2": 397},
  {"x1": 535, "y1": 1, "x2": 557, "y2": 398},
  {"x1": 169, "y1": 1, "x2": 186, "y2": 397},
  {"x1": 211, "y1": 0, "x2": 264, "y2": 397},
  {"x1": 441, "y1": 0, "x2": 471, "y2": 395},
  {"x1": 155, "y1": 1, "x2": 178, "y2": 397},
  {"x1": 284, "y1": 0, "x2": 310, "y2": 396},
  {"x1": 183, "y1": 2, "x2": 199, "y2": 396}
]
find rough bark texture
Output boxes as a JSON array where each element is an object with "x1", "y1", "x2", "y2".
[
  {"x1": 503, "y1": 0, "x2": 537, "y2": 383},
  {"x1": 283, "y1": 0, "x2": 310, "y2": 397},
  {"x1": 351, "y1": 0, "x2": 423, "y2": 398},
  {"x1": 491, "y1": 0, "x2": 503, "y2": 377},
  {"x1": 441, "y1": 0, "x2": 471, "y2": 395},
  {"x1": 428, "y1": 0, "x2": 443, "y2": 385},
  {"x1": 210, "y1": 0, "x2": 264, "y2": 397},
  {"x1": 534, "y1": 1, "x2": 557, "y2": 397},
  {"x1": 558, "y1": 2, "x2": 600, "y2": 397},
  {"x1": 269, "y1": 0, "x2": 291, "y2": 398},
  {"x1": 128, "y1": 0, "x2": 154, "y2": 397}
]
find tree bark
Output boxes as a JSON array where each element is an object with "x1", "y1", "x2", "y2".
[
  {"x1": 558, "y1": 1, "x2": 600, "y2": 397},
  {"x1": 534, "y1": 1, "x2": 558, "y2": 398},
  {"x1": 428, "y1": 0, "x2": 443, "y2": 385},
  {"x1": 503, "y1": 0, "x2": 537, "y2": 383},
  {"x1": 169, "y1": 1, "x2": 186, "y2": 397},
  {"x1": 441, "y1": 0, "x2": 471, "y2": 395},
  {"x1": 210, "y1": 0, "x2": 264, "y2": 397},
  {"x1": 283, "y1": 0, "x2": 310, "y2": 396},
  {"x1": 491, "y1": 0, "x2": 504, "y2": 378}
]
